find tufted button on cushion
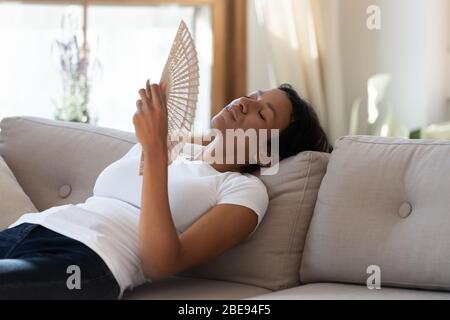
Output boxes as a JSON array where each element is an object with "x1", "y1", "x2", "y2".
[
  {"x1": 301, "y1": 136, "x2": 450, "y2": 292},
  {"x1": 58, "y1": 184, "x2": 72, "y2": 198},
  {"x1": 398, "y1": 202, "x2": 412, "y2": 218}
]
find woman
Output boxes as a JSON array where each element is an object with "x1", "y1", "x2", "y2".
[{"x1": 0, "y1": 82, "x2": 332, "y2": 299}]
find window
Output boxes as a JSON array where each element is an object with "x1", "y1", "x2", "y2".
[
  {"x1": 0, "y1": 3, "x2": 83, "y2": 121},
  {"x1": 0, "y1": 1, "x2": 212, "y2": 133},
  {"x1": 0, "y1": 0, "x2": 246, "y2": 134},
  {"x1": 88, "y1": 4, "x2": 212, "y2": 132}
]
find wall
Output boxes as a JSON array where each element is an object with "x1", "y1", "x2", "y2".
[
  {"x1": 246, "y1": 0, "x2": 273, "y2": 92},
  {"x1": 447, "y1": 1, "x2": 450, "y2": 120},
  {"x1": 339, "y1": 0, "x2": 449, "y2": 131},
  {"x1": 247, "y1": 0, "x2": 450, "y2": 135}
]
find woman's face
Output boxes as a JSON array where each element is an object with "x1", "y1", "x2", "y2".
[
  {"x1": 211, "y1": 88, "x2": 293, "y2": 133},
  {"x1": 210, "y1": 88, "x2": 294, "y2": 166}
]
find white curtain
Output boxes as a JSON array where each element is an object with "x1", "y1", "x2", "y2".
[{"x1": 253, "y1": 0, "x2": 347, "y2": 143}]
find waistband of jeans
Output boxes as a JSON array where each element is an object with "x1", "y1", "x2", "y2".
[{"x1": 14, "y1": 222, "x2": 41, "y2": 237}]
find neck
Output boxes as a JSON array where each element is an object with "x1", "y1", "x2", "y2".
[{"x1": 193, "y1": 137, "x2": 245, "y2": 173}]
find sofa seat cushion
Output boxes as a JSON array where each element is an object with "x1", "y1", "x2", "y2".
[
  {"x1": 301, "y1": 136, "x2": 450, "y2": 291},
  {"x1": 248, "y1": 283, "x2": 450, "y2": 300},
  {"x1": 122, "y1": 276, "x2": 271, "y2": 300}
]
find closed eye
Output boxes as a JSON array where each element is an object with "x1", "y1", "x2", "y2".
[
  {"x1": 245, "y1": 95, "x2": 265, "y2": 120},
  {"x1": 259, "y1": 111, "x2": 265, "y2": 120}
]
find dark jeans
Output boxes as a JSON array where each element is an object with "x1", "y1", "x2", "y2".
[{"x1": 0, "y1": 223, "x2": 120, "y2": 300}]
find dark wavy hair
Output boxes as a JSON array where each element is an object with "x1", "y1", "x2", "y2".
[{"x1": 242, "y1": 83, "x2": 333, "y2": 173}]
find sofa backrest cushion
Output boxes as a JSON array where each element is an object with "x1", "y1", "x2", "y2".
[
  {"x1": 0, "y1": 155, "x2": 38, "y2": 230},
  {"x1": 300, "y1": 135, "x2": 450, "y2": 291},
  {"x1": 179, "y1": 151, "x2": 330, "y2": 291},
  {"x1": 0, "y1": 117, "x2": 136, "y2": 211}
]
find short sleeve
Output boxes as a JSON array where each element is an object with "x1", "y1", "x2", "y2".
[{"x1": 216, "y1": 173, "x2": 269, "y2": 234}]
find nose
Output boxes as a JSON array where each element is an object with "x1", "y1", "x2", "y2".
[{"x1": 237, "y1": 97, "x2": 251, "y2": 115}]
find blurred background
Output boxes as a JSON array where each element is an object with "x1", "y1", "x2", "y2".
[{"x1": 0, "y1": 0, "x2": 449, "y2": 143}]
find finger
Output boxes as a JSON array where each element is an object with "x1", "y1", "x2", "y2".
[
  {"x1": 160, "y1": 81, "x2": 167, "y2": 93},
  {"x1": 150, "y1": 84, "x2": 164, "y2": 110},
  {"x1": 136, "y1": 99, "x2": 143, "y2": 112},
  {"x1": 160, "y1": 81, "x2": 168, "y2": 106},
  {"x1": 146, "y1": 79, "x2": 152, "y2": 100},
  {"x1": 138, "y1": 89, "x2": 150, "y2": 111}
]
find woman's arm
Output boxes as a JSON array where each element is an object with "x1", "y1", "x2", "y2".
[
  {"x1": 141, "y1": 176, "x2": 258, "y2": 279},
  {"x1": 167, "y1": 203, "x2": 257, "y2": 277},
  {"x1": 139, "y1": 151, "x2": 182, "y2": 279},
  {"x1": 133, "y1": 81, "x2": 181, "y2": 279},
  {"x1": 133, "y1": 81, "x2": 258, "y2": 280},
  {"x1": 140, "y1": 155, "x2": 258, "y2": 279}
]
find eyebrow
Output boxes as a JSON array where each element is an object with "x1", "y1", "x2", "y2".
[{"x1": 257, "y1": 90, "x2": 277, "y2": 118}]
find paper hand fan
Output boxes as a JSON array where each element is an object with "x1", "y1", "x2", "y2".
[{"x1": 139, "y1": 20, "x2": 199, "y2": 175}]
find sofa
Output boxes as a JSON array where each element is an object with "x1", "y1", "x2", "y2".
[{"x1": 1, "y1": 116, "x2": 450, "y2": 300}]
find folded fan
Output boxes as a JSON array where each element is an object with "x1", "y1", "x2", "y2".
[{"x1": 139, "y1": 20, "x2": 200, "y2": 175}]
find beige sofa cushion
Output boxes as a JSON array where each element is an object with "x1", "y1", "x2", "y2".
[
  {"x1": 247, "y1": 283, "x2": 450, "y2": 300},
  {"x1": 0, "y1": 116, "x2": 136, "y2": 211},
  {"x1": 0, "y1": 156, "x2": 37, "y2": 230},
  {"x1": 179, "y1": 151, "x2": 330, "y2": 291},
  {"x1": 301, "y1": 136, "x2": 450, "y2": 291},
  {"x1": 123, "y1": 276, "x2": 271, "y2": 300}
]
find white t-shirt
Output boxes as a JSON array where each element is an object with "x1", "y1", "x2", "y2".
[{"x1": 9, "y1": 143, "x2": 269, "y2": 298}]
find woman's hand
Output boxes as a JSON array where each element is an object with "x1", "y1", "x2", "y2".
[{"x1": 133, "y1": 80, "x2": 168, "y2": 158}]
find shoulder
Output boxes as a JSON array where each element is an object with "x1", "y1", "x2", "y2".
[
  {"x1": 216, "y1": 172, "x2": 269, "y2": 219},
  {"x1": 221, "y1": 171, "x2": 267, "y2": 193},
  {"x1": 216, "y1": 173, "x2": 269, "y2": 233}
]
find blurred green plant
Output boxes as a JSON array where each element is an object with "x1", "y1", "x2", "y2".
[
  {"x1": 52, "y1": 11, "x2": 101, "y2": 124},
  {"x1": 409, "y1": 128, "x2": 422, "y2": 139}
]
